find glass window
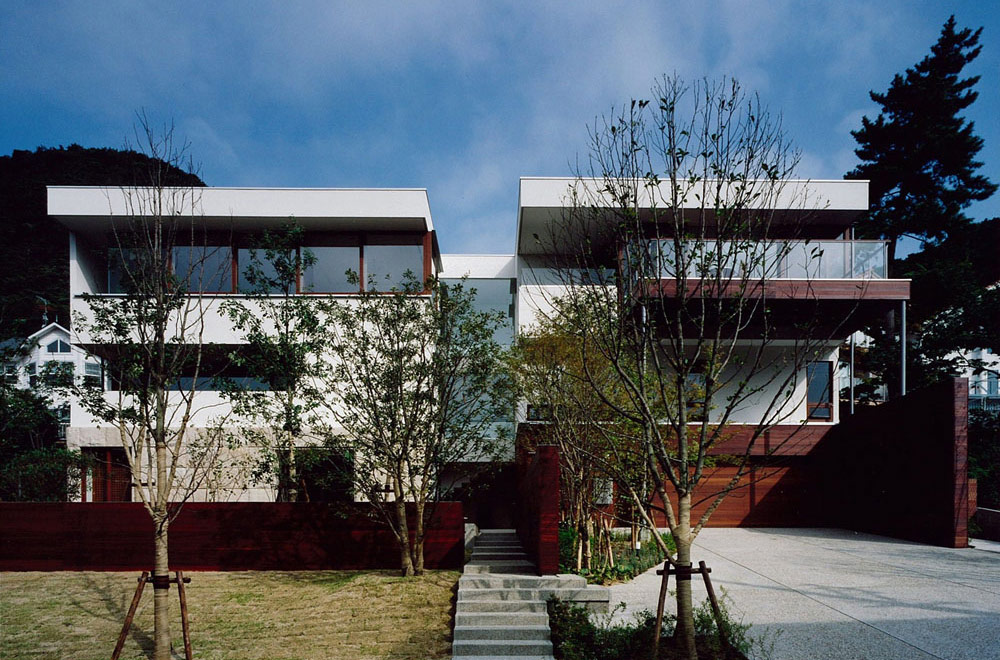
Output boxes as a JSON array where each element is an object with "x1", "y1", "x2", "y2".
[
  {"x1": 84, "y1": 362, "x2": 103, "y2": 389},
  {"x1": 108, "y1": 248, "x2": 139, "y2": 293},
  {"x1": 302, "y1": 246, "x2": 360, "y2": 292},
  {"x1": 807, "y1": 362, "x2": 833, "y2": 420},
  {"x1": 442, "y1": 278, "x2": 515, "y2": 346},
  {"x1": 238, "y1": 248, "x2": 296, "y2": 294},
  {"x1": 42, "y1": 361, "x2": 74, "y2": 387},
  {"x1": 173, "y1": 245, "x2": 233, "y2": 293},
  {"x1": 988, "y1": 372, "x2": 999, "y2": 397},
  {"x1": 26, "y1": 362, "x2": 37, "y2": 388},
  {"x1": 46, "y1": 340, "x2": 70, "y2": 353},
  {"x1": 364, "y1": 244, "x2": 423, "y2": 291}
]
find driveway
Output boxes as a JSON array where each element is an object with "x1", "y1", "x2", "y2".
[{"x1": 608, "y1": 528, "x2": 1000, "y2": 660}]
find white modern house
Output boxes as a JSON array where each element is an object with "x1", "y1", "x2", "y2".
[{"x1": 48, "y1": 178, "x2": 908, "y2": 509}]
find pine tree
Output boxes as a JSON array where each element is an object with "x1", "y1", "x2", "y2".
[{"x1": 848, "y1": 16, "x2": 996, "y2": 267}]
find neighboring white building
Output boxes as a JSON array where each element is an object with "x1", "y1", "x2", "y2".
[
  {"x1": 958, "y1": 347, "x2": 1000, "y2": 412},
  {"x1": 1, "y1": 322, "x2": 104, "y2": 437}
]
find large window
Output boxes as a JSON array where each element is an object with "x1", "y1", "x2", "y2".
[
  {"x1": 173, "y1": 245, "x2": 234, "y2": 293},
  {"x1": 806, "y1": 362, "x2": 833, "y2": 420},
  {"x1": 364, "y1": 239, "x2": 424, "y2": 291},
  {"x1": 442, "y1": 278, "x2": 515, "y2": 346},
  {"x1": 237, "y1": 247, "x2": 300, "y2": 294},
  {"x1": 302, "y1": 246, "x2": 360, "y2": 293},
  {"x1": 108, "y1": 248, "x2": 141, "y2": 294}
]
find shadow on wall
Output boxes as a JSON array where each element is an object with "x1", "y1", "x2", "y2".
[{"x1": 814, "y1": 378, "x2": 969, "y2": 548}]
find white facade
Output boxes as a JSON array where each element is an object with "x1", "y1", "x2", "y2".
[{"x1": 49, "y1": 178, "x2": 890, "y2": 500}]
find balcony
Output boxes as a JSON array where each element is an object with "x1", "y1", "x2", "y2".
[
  {"x1": 628, "y1": 238, "x2": 909, "y2": 337},
  {"x1": 640, "y1": 239, "x2": 889, "y2": 281}
]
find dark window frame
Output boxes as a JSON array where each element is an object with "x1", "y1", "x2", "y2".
[{"x1": 806, "y1": 361, "x2": 834, "y2": 421}]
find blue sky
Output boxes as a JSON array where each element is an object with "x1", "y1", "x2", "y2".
[{"x1": 2, "y1": 1, "x2": 999, "y2": 255}]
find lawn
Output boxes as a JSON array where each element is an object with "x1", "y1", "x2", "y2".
[{"x1": 0, "y1": 570, "x2": 459, "y2": 660}]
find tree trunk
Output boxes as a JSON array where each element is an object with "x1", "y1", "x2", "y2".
[
  {"x1": 581, "y1": 517, "x2": 592, "y2": 570},
  {"x1": 413, "y1": 500, "x2": 425, "y2": 575},
  {"x1": 674, "y1": 495, "x2": 698, "y2": 660},
  {"x1": 152, "y1": 516, "x2": 171, "y2": 660},
  {"x1": 395, "y1": 497, "x2": 414, "y2": 577}
]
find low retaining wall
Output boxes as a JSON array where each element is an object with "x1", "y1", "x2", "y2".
[
  {"x1": 0, "y1": 501, "x2": 464, "y2": 571},
  {"x1": 974, "y1": 508, "x2": 1000, "y2": 542},
  {"x1": 817, "y1": 378, "x2": 970, "y2": 548}
]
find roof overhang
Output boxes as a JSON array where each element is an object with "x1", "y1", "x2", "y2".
[
  {"x1": 517, "y1": 177, "x2": 870, "y2": 256},
  {"x1": 49, "y1": 186, "x2": 443, "y2": 272}
]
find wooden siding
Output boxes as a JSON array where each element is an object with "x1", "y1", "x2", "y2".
[
  {"x1": 709, "y1": 424, "x2": 833, "y2": 456},
  {"x1": 640, "y1": 278, "x2": 910, "y2": 301},
  {"x1": 516, "y1": 445, "x2": 560, "y2": 575}
]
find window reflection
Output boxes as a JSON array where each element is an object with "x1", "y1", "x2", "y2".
[{"x1": 364, "y1": 245, "x2": 423, "y2": 291}]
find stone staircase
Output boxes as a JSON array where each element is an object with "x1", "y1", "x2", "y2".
[{"x1": 452, "y1": 529, "x2": 610, "y2": 660}]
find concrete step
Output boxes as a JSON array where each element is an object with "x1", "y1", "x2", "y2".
[
  {"x1": 474, "y1": 542, "x2": 524, "y2": 550},
  {"x1": 456, "y1": 599, "x2": 547, "y2": 613},
  {"x1": 458, "y1": 587, "x2": 609, "y2": 602},
  {"x1": 452, "y1": 639, "x2": 554, "y2": 656},
  {"x1": 453, "y1": 625, "x2": 551, "y2": 641},
  {"x1": 471, "y1": 552, "x2": 530, "y2": 561},
  {"x1": 459, "y1": 575, "x2": 587, "y2": 590},
  {"x1": 455, "y1": 612, "x2": 549, "y2": 627},
  {"x1": 464, "y1": 561, "x2": 537, "y2": 575}
]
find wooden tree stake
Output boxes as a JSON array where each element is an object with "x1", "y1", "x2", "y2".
[{"x1": 111, "y1": 571, "x2": 193, "y2": 660}]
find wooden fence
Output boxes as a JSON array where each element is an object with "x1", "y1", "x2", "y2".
[{"x1": 0, "y1": 501, "x2": 464, "y2": 571}]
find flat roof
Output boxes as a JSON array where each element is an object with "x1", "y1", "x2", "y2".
[
  {"x1": 517, "y1": 177, "x2": 870, "y2": 255},
  {"x1": 48, "y1": 186, "x2": 435, "y2": 234}
]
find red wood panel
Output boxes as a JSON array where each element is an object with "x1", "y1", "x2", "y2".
[
  {"x1": 641, "y1": 279, "x2": 910, "y2": 301},
  {"x1": 709, "y1": 424, "x2": 833, "y2": 456},
  {"x1": 649, "y1": 465, "x2": 821, "y2": 528},
  {"x1": 515, "y1": 445, "x2": 560, "y2": 575},
  {"x1": 0, "y1": 502, "x2": 464, "y2": 571}
]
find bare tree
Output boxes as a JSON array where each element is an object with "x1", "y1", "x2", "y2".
[
  {"x1": 532, "y1": 76, "x2": 864, "y2": 658},
  {"x1": 76, "y1": 119, "x2": 229, "y2": 660}
]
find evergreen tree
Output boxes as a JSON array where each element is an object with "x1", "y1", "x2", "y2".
[{"x1": 847, "y1": 16, "x2": 996, "y2": 266}]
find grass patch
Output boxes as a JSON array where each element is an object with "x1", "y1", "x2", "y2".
[{"x1": 0, "y1": 570, "x2": 458, "y2": 660}]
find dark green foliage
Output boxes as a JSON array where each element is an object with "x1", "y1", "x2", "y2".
[
  {"x1": 969, "y1": 410, "x2": 1000, "y2": 509},
  {"x1": 0, "y1": 447, "x2": 87, "y2": 501},
  {"x1": 548, "y1": 594, "x2": 768, "y2": 660},
  {"x1": 0, "y1": 144, "x2": 204, "y2": 342},
  {"x1": 0, "y1": 382, "x2": 87, "y2": 501},
  {"x1": 848, "y1": 16, "x2": 996, "y2": 264},
  {"x1": 559, "y1": 523, "x2": 676, "y2": 585},
  {"x1": 846, "y1": 17, "x2": 998, "y2": 397},
  {"x1": 548, "y1": 597, "x2": 659, "y2": 660}
]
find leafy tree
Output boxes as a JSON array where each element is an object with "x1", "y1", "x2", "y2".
[
  {"x1": 0, "y1": 373, "x2": 86, "y2": 501},
  {"x1": 221, "y1": 223, "x2": 329, "y2": 502},
  {"x1": 510, "y1": 299, "x2": 648, "y2": 571},
  {"x1": 848, "y1": 15, "x2": 996, "y2": 266},
  {"x1": 74, "y1": 122, "x2": 224, "y2": 660},
  {"x1": 0, "y1": 144, "x2": 204, "y2": 341},
  {"x1": 846, "y1": 17, "x2": 997, "y2": 398},
  {"x1": 319, "y1": 275, "x2": 514, "y2": 576}
]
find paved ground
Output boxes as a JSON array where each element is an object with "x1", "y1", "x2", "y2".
[{"x1": 608, "y1": 528, "x2": 1000, "y2": 660}]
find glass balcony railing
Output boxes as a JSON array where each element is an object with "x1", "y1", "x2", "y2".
[{"x1": 636, "y1": 239, "x2": 888, "y2": 281}]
